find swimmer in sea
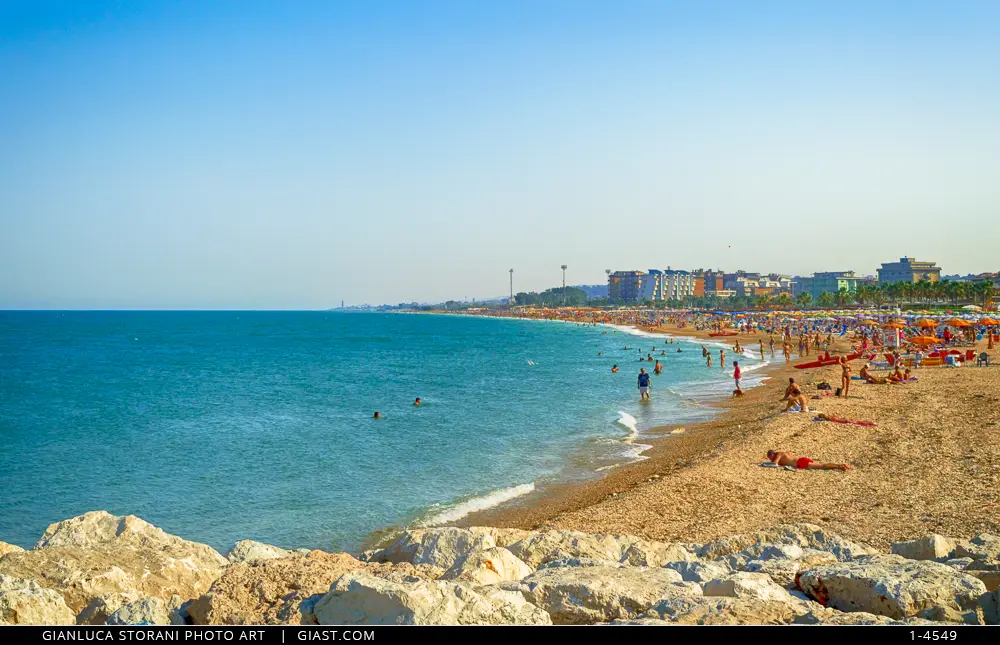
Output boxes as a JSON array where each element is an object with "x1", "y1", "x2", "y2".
[
  {"x1": 413, "y1": 398, "x2": 421, "y2": 406},
  {"x1": 654, "y1": 360, "x2": 663, "y2": 374},
  {"x1": 373, "y1": 412, "x2": 381, "y2": 419},
  {"x1": 611, "y1": 364, "x2": 619, "y2": 373}
]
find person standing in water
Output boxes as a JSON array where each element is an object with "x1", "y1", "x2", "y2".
[
  {"x1": 733, "y1": 361, "x2": 742, "y2": 394},
  {"x1": 637, "y1": 368, "x2": 651, "y2": 400},
  {"x1": 654, "y1": 360, "x2": 663, "y2": 374},
  {"x1": 720, "y1": 349, "x2": 726, "y2": 368},
  {"x1": 706, "y1": 352, "x2": 713, "y2": 367},
  {"x1": 769, "y1": 336, "x2": 775, "y2": 357},
  {"x1": 759, "y1": 339, "x2": 765, "y2": 359}
]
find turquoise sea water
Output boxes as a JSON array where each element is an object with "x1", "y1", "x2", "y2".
[{"x1": 0, "y1": 311, "x2": 767, "y2": 553}]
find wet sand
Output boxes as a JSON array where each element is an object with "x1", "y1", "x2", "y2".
[{"x1": 459, "y1": 324, "x2": 1000, "y2": 550}]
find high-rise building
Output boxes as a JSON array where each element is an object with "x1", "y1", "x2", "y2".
[
  {"x1": 877, "y1": 258, "x2": 942, "y2": 284},
  {"x1": 608, "y1": 270, "x2": 647, "y2": 304}
]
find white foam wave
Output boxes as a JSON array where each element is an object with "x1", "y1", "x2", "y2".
[
  {"x1": 596, "y1": 442, "x2": 652, "y2": 471},
  {"x1": 418, "y1": 483, "x2": 536, "y2": 526},
  {"x1": 616, "y1": 411, "x2": 638, "y2": 434}
]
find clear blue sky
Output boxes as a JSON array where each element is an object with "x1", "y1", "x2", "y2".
[{"x1": 2, "y1": 1, "x2": 998, "y2": 309}]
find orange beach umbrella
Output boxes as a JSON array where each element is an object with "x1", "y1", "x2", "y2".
[
  {"x1": 978, "y1": 318, "x2": 1000, "y2": 326},
  {"x1": 882, "y1": 322, "x2": 906, "y2": 329},
  {"x1": 907, "y1": 336, "x2": 941, "y2": 346},
  {"x1": 914, "y1": 319, "x2": 939, "y2": 328},
  {"x1": 945, "y1": 318, "x2": 972, "y2": 327}
]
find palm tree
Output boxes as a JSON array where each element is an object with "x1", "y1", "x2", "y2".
[
  {"x1": 817, "y1": 292, "x2": 836, "y2": 307},
  {"x1": 854, "y1": 285, "x2": 869, "y2": 306},
  {"x1": 835, "y1": 287, "x2": 851, "y2": 307},
  {"x1": 777, "y1": 293, "x2": 793, "y2": 309},
  {"x1": 870, "y1": 284, "x2": 887, "y2": 307},
  {"x1": 757, "y1": 294, "x2": 773, "y2": 311},
  {"x1": 795, "y1": 292, "x2": 811, "y2": 309},
  {"x1": 976, "y1": 281, "x2": 996, "y2": 308}
]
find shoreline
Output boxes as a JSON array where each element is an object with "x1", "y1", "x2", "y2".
[
  {"x1": 456, "y1": 322, "x2": 1000, "y2": 551},
  {"x1": 453, "y1": 321, "x2": 798, "y2": 536}
]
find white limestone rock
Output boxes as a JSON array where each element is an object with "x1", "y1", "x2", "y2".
[
  {"x1": 509, "y1": 564, "x2": 701, "y2": 624},
  {"x1": 506, "y1": 531, "x2": 625, "y2": 568},
  {"x1": 367, "y1": 528, "x2": 496, "y2": 571},
  {"x1": 227, "y1": 540, "x2": 294, "y2": 564},
  {"x1": 798, "y1": 554, "x2": 987, "y2": 624},
  {"x1": 891, "y1": 535, "x2": 957, "y2": 562},
  {"x1": 702, "y1": 572, "x2": 794, "y2": 602},
  {"x1": 106, "y1": 597, "x2": 172, "y2": 625},
  {"x1": 0, "y1": 575, "x2": 77, "y2": 625},
  {"x1": 664, "y1": 561, "x2": 731, "y2": 583},
  {"x1": 312, "y1": 571, "x2": 551, "y2": 625},
  {"x1": 439, "y1": 547, "x2": 533, "y2": 585}
]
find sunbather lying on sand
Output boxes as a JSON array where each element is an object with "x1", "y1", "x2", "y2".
[
  {"x1": 766, "y1": 450, "x2": 853, "y2": 472},
  {"x1": 815, "y1": 413, "x2": 876, "y2": 427}
]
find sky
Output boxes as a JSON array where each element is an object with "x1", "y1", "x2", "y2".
[{"x1": 1, "y1": 1, "x2": 998, "y2": 309}]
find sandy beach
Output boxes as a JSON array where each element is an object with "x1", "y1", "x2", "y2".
[{"x1": 461, "y1": 324, "x2": 1000, "y2": 550}]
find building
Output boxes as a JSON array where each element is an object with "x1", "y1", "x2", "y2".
[
  {"x1": 608, "y1": 271, "x2": 647, "y2": 304},
  {"x1": 662, "y1": 268, "x2": 697, "y2": 301},
  {"x1": 877, "y1": 258, "x2": 942, "y2": 284},
  {"x1": 792, "y1": 271, "x2": 861, "y2": 300}
]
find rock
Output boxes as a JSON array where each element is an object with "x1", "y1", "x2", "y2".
[
  {"x1": 744, "y1": 559, "x2": 801, "y2": 588},
  {"x1": 466, "y1": 527, "x2": 533, "y2": 549},
  {"x1": 758, "y1": 545, "x2": 804, "y2": 560},
  {"x1": 703, "y1": 572, "x2": 794, "y2": 602},
  {"x1": 77, "y1": 592, "x2": 142, "y2": 625},
  {"x1": 619, "y1": 539, "x2": 696, "y2": 567},
  {"x1": 980, "y1": 589, "x2": 998, "y2": 625},
  {"x1": 0, "y1": 543, "x2": 25, "y2": 559},
  {"x1": 698, "y1": 524, "x2": 877, "y2": 562},
  {"x1": 227, "y1": 540, "x2": 294, "y2": 564},
  {"x1": 187, "y1": 551, "x2": 442, "y2": 625},
  {"x1": 537, "y1": 558, "x2": 624, "y2": 570},
  {"x1": 797, "y1": 554, "x2": 987, "y2": 624},
  {"x1": 954, "y1": 535, "x2": 1000, "y2": 562},
  {"x1": 313, "y1": 572, "x2": 551, "y2": 625},
  {"x1": 664, "y1": 561, "x2": 731, "y2": 583},
  {"x1": 793, "y1": 610, "x2": 896, "y2": 625},
  {"x1": 891, "y1": 535, "x2": 957, "y2": 562},
  {"x1": 965, "y1": 560, "x2": 1000, "y2": 592},
  {"x1": 0, "y1": 575, "x2": 77, "y2": 625},
  {"x1": 509, "y1": 564, "x2": 700, "y2": 624},
  {"x1": 507, "y1": 531, "x2": 624, "y2": 568},
  {"x1": 0, "y1": 512, "x2": 227, "y2": 614},
  {"x1": 106, "y1": 597, "x2": 171, "y2": 625},
  {"x1": 368, "y1": 528, "x2": 496, "y2": 570},
  {"x1": 646, "y1": 596, "x2": 814, "y2": 625},
  {"x1": 944, "y1": 558, "x2": 974, "y2": 571},
  {"x1": 609, "y1": 617, "x2": 674, "y2": 625},
  {"x1": 440, "y1": 547, "x2": 533, "y2": 585}
]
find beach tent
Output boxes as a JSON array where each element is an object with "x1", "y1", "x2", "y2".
[{"x1": 963, "y1": 305, "x2": 983, "y2": 311}]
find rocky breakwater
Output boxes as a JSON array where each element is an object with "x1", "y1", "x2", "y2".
[{"x1": 2, "y1": 514, "x2": 999, "y2": 626}]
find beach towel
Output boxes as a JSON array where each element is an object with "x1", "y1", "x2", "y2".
[{"x1": 760, "y1": 462, "x2": 797, "y2": 471}]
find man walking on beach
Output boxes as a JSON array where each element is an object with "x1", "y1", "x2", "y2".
[{"x1": 637, "y1": 368, "x2": 651, "y2": 401}]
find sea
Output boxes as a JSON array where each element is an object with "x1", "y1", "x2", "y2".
[{"x1": 0, "y1": 311, "x2": 769, "y2": 554}]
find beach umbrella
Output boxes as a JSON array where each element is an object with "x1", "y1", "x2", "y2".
[
  {"x1": 978, "y1": 318, "x2": 999, "y2": 326},
  {"x1": 882, "y1": 322, "x2": 905, "y2": 329},
  {"x1": 914, "y1": 319, "x2": 939, "y2": 328},
  {"x1": 963, "y1": 304, "x2": 983, "y2": 311},
  {"x1": 907, "y1": 336, "x2": 941, "y2": 346},
  {"x1": 945, "y1": 318, "x2": 972, "y2": 327}
]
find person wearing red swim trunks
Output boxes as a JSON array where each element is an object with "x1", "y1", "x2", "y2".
[{"x1": 766, "y1": 450, "x2": 852, "y2": 472}]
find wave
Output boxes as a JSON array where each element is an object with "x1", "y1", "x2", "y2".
[
  {"x1": 596, "y1": 442, "x2": 652, "y2": 471},
  {"x1": 417, "y1": 483, "x2": 536, "y2": 526},
  {"x1": 616, "y1": 411, "x2": 638, "y2": 434}
]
